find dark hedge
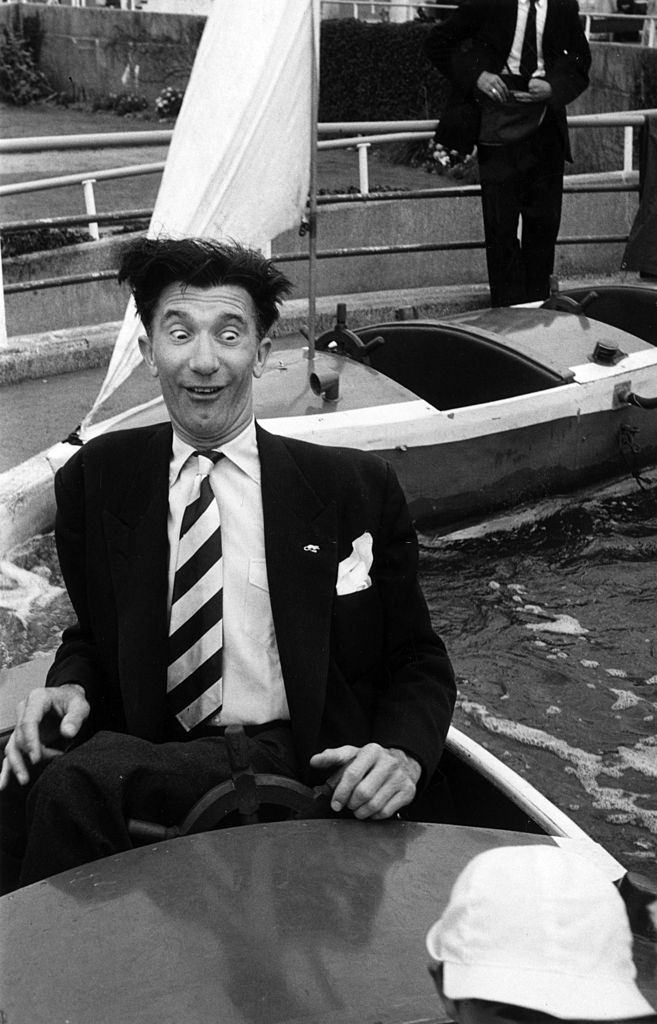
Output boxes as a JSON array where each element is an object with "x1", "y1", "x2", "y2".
[{"x1": 318, "y1": 20, "x2": 449, "y2": 124}]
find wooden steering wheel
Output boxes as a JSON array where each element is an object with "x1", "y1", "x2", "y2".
[{"x1": 128, "y1": 725, "x2": 332, "y2": 844}]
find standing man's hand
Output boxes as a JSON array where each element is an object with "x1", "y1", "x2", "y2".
[
  {"x1": 515, "y1": 78, "x2": 553, "y2": 103},
  {"x1": 309, "y1": 743, "x2": 421, "y2": 820},
  {"x1": 0, "y1": 685, "x2": 90, "y2": 788},
  {"x1": 476, "y1": 71, "x2": 510, "y2": 103}
]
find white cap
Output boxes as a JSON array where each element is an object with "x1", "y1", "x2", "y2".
[{"x1": 426, "y1": 845, "x2": 655, "y2": 1021}]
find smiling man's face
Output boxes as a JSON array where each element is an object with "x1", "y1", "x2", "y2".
[{"x1": 138, "y1": 282, "x2": 271, "y2": 448}]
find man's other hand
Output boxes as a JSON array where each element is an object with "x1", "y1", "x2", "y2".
[
  {"x1": 515, "y1": 78, "x2": 553, "y2": 103},
  {"x1": 309, "y1": 743, "x2": 421, "y2": 820},
  {"x1": 0, "y1": 685, "x2": 90, "y2": 788}
]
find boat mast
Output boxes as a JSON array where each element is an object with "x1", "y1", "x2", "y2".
[{"x1": 306, "y1": 0, "x2": 319, "y2": 359}]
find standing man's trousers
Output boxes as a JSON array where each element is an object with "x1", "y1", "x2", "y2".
[{"x1": 478, "y1": 113, "x2": 566, "y2": 307}]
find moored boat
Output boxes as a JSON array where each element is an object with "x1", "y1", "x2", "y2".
[{"x1": 58, "y1": 283, "x2": 657, "y2": 533}]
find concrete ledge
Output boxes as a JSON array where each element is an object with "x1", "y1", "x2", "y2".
[{"x1": 0, "y1": 321, "x2": 121, "y2": 385}]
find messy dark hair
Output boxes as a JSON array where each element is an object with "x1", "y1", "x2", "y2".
[{"x1": 117, "y1": 236, "x2": 293, "y2": 337}]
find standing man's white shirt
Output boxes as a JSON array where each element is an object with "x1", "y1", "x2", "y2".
[
  {"x1": 507, "y1": 0, "x2": 548, "y2": 77},
  {"x1": 167, "y1": 419, "x2": 289, "y2": 725}
]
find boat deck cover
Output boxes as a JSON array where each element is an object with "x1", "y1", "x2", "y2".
[{"x1": 443, "y1": 307, "x2": 653, "y2": 380}]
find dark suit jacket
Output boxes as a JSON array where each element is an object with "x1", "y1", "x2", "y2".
[
  {"x1": 46, "y1": 422, "x2": 456, "y2": 785},
  {"x1": 424, "y1": 0, "x2": 591, "y2": 158}
]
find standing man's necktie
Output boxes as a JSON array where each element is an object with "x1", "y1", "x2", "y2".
[
  {"x1": 519, "y1": 0, "x2": 538, "y2": 82},
  {"x1": 168, "y1": 450, "x2": 224, "y2": 731}
]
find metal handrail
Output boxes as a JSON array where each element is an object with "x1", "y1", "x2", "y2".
[
  {"x1": 1, "y1": 209, "x2": 151, "y2": 235},
  {"x1": 2, "y1": 112, "x2": 651, "y2": 201},
  {"x1": 0, "y1": 175, "x2": 638, "y2": 236},
  {"x1": 0, "y1": 161, "x2": 166, "y2": 198},
  {"x1": 2, "y1": 112, "x2": 654, "y2": 156},
  {"x1": 2, "y1": 233, "x2": 631, "y2": 297}
]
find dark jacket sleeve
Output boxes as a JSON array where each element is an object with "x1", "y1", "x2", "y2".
[
  {"x1": 424, "y1": 0, "x2": 506, "y2": 95},
  {"x1": 543, "y1": 0, "x2": 591, "y2": 111},
  {"x1": 45, "y1": 451, "x2": 107, "y2": 732},
  {"x1": 369, "y1": 462, "x2": 456, "y2": 781}
]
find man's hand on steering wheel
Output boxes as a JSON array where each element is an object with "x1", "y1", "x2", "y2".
[{"x1": 309, "y1": 743, "x2": 421, "y2": 820}]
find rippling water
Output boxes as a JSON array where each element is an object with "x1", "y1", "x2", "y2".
[
  {"x1": 2, "y1": 484, "x2": 656, "y2": 880},
  {"x1": 420, "y1": 484, "x2": 657, "y2": 880}
]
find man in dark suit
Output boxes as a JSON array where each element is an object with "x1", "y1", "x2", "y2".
[
  {"x1": 0, "y1": 238, "x2": 456, "y2": 889},
  {"x1": 425, "y1": 0, "x2": 591, "y2": 306}
]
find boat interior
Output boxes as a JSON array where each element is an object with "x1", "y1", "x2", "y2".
[
  {"x1": 332, "y1": 285, "x2": 657, "y2": 412},
  {"x1": 355, "y1": 321, "x2": 566, "y2": 410}
]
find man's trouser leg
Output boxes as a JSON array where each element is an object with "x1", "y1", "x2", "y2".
[
  {"x1": 478, "y1": 143, "x2": 526, "y2": 307},
  {"x1": 10, "y1": 725, "x2": 297, "y2": 889},
  {"x1": 520, "y1": 119, "x2": 565, "y2": 303}
]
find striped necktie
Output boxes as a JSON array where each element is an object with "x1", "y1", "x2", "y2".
[
  {"x1": 167, "y1": 450, "x2": 224, "y2": 731},
  {"x1": 519, "y1": 0, "x2": 538, "y2": 82}
]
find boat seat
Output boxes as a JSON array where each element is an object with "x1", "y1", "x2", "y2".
[{"x1": 355, "y1": 322, "x2": 564, "y2": 411}]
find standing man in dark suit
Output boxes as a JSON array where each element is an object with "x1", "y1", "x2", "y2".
[
  {"x1": 0, "y1": 238, "x2": 456, "y2": 890},
  {"x1": 425, "y1": 0, "x2": 591, "y2": 306}
]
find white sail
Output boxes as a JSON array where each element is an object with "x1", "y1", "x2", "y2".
[{"x1": 84, "y1": 0, "x2": 318, "y2": 429}]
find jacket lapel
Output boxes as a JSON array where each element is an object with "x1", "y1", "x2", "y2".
[
  {"x1": 257, "y1": 425, "x2": 338, "y2": 768},
  {"x1": 103, "y1": 424, "x2": 172, "y2": 740}
]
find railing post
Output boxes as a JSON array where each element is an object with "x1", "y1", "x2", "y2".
[
  {"x1": 0, "y1": 237, "x2": 8, "y2": 348},
  {"x1": 623, "y1": 125, "x2": 633, "y2": 174},
  {"x1": 650, "y1": 16, "x2": 656, "y2": 47},
  {"x1": 82, "y1": 178, "x2": 100, "y2": 241},
  {"x1": 357, "y1": 140, "x2": 371, "y2": 195}
]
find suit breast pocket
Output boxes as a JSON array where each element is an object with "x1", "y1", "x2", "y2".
[
  {"x1": 243, "y1": 559, "x2": 276, "y2": 648},
  {"x1": 332, "y1": 585, "x2": 383, "y2": 675}
]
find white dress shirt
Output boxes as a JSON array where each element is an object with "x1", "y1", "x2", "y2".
[
  {"x1": 167, "y1": 420, "x2": 289, "y2": 725},
  {"x1": 506, "y1": 0, "x2": 548, "y2": 78}
]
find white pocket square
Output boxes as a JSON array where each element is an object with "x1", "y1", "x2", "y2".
[{"x1": 336, "y1": 532, "x2": 373, "y2": 596}]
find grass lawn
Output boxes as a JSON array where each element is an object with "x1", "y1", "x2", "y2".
[{"x1": 0, "y1": 102, "x2": 441, "y2": 227}]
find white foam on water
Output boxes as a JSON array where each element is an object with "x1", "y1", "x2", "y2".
[
  {"x1": 426, "y1": 474, "x2": 657, "y2": 545},
  {"x1": 609, "y1": 688, "x2": 642, "y2": 711},
  {"x1": 605, "y1": 667, "x2": 628, "y2": 678},
  {"x1": 617, "y1": 737, "x2": 657, "y2": 778},
  {"x1": 524, "y1": 614, "x2": 589, "y2": 636},
  {"x1": 458, "y1": 697, "x2": 657, "y2": 833},
  {"x1": 0, "y1": 560, "x2": 64, "y2": 626}
]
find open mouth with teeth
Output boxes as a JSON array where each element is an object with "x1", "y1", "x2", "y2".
[{"x1": 186, "y1": 386, "x2": 223, "y2": 396}]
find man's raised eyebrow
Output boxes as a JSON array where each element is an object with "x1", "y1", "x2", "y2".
[
  {"x1": 160, "y1": 307, "x2": 192, "y2": 324},
  {"x1": 160, "y1": 308, "x2": 249, "y2": 328}
]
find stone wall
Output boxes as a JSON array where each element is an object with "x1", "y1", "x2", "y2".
[
  {"x1": 0, "y1": 2, "x2": 205, "y2": 102},
  {"x1": 570, "y1": 43, "x2": 657, "y2": 172}
]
